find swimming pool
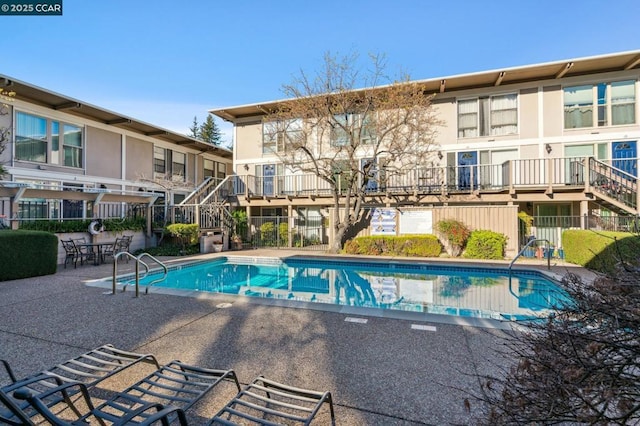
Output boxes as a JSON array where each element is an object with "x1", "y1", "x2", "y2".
[{"x1": 104, "y1": 256, "x2": 567, "y2": 322}]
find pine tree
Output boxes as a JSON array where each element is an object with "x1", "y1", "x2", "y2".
[
  {"x1": 188, "y1": 116, "x2": 200, "y2": 139},
  {"x1": 199, "y1": 114, "x2": 222, "y2": 145}
]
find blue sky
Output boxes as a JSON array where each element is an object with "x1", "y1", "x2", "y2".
[{"x1": 2, "y1": 0, "x2": 639, "y2": 144}]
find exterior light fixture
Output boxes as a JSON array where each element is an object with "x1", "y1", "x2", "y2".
[
  {"x1": 437, "y1": 151, "x2": 443, "y2": 160},
  {"x1": 545, "y1": 144, "x2": 552, "y2": 154}
]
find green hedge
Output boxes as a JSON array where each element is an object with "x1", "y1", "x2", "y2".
[
  {"x1": 166, "y1": 223, "x2": 200, "y2": 245},
  {"x1": 0, "y1": 230, "x2": 58, "y2": 281},
  {"x1": 464, "y1": 229, "x2": 507, "y2": 260},
  {"x1": 19, "y1": 217, "x2": 146, "y2": 233},
  {"x1": 562, "y1": 229, "x2": 640, "y2": 273},
  {"x1": 343, "y1": 235, "x2": 442, "y2": 257}
]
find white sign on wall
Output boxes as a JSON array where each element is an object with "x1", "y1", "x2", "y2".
[
  {"x1": 399, "y1": 210, "x2": 433, "y2": 234},
  {"x1": 370, "y1": 208, "x2": 397, "y2": 235}
]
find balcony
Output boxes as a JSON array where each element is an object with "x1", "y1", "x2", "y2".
[{"x1": 218, "y1": 157, "x2": 638, "y2": 215}]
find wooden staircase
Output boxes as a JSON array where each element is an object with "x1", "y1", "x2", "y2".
[{"x1": 587, "y1": 157, "x2": 638, "y2": 215}]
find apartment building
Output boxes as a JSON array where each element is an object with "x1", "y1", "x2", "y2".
[
  {"x1": 0, "y1": 75, "x2": 232, "y2": 231},
  {"x1": 210, "y1": 50, "x2": 640, "y2": 251}
]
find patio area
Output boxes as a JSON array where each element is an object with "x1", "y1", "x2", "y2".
[{"x1": 0, "y1": 251, "x2": 594, "y2": 425}]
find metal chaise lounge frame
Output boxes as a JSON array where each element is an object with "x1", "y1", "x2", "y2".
[
  {"x1": 208, "y1": 375, "x2": 336, "y2": 426},
  {"x1": 15, "y1": 360, "x2": 241, "y2": 425},
  {"x1": 0, "y1": 344, "x2": 160, "y2": 424}
]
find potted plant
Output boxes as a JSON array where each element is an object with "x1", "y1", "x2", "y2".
[{"x1": 231, "y1": 234, "x2": 243, "y2": 250}]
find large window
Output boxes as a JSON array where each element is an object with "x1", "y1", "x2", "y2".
[
  {"x1": 15, "y1": 112, "x2": 83, "y2": 167},
  {"x1": 262, "y1": 119, "x2": 302, "y2": 153},
  {"x1": 16, "y1": 112, "x2": 48, "y2": 162},
  {"x1": 457, "y1": 94, "x2": 517, "y2": 138},
  {"x1": 330, "y1": 113, "x2": 376, "y2": 146},
  {"x1": 155, "y1": 147, "x2": 187, "y2": 181},
  {"x1": 564, "y1": 80, "x2": 636, "y2": 129}
]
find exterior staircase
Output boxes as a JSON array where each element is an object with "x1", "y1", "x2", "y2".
[
  {"x1": 177, "y1": 175, "x2": 236, "y2": 236},
  {"x1": 586, "y1": 157, "x2": 638, "y2": 216}
]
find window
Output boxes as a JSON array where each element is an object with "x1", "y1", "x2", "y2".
[
  {"x1": 457, "y1": 94, "x2": 517, "y2": 137},
  {"x1": 155, "y1": 147, "x2": 187, "y2": 180},
  {"x1": 217, "y1": 162, "x2": 226, "y2": 179},
  {"x1": 330, "y1": 113, "x2": 376, "y2": 146},
  {"x1": 153, "y1": 147, "x2": 166, "y2": 174},
  {"x1": 564, "y1": 85, "x2": 594, "y2": 129},
  {"x1": 203, "y1": 159, "x2": 214, "y2": 178},
  {"x1": 564, "y1": 81, "x2": 636, "y2": 129},
  {"x1": 16, "y1": 112, "x2": 47, "y2": 162},
  {"x1": 15, "y1": 112, "x2": 83, "y2": 167},
  {"x1": 262, "y1": 119, "x2": 302, "y2": 153},
  {"x1": 172, "y1": 151, "x2": 185, "y2": 180},
  {"x1": 63, "y1": 124, "x2": 82, "y2": 168},
  {"x1": 611, "y1": 81, "x2": 636, "y2": 125}
]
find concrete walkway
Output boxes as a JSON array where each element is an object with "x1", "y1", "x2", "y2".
[{"x1": 0, "y1": 251, "x2": 595, "y2": 425}]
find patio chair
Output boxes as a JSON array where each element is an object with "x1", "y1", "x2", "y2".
[
  {"x1": 61, "y1": 239, "x2": 93, "y2": 268},
  {"x1": 208, "y1": 375, "x2": 336, "y2": 425},
  {"x1": 104, "y1": 236, "x2": 133, "y2": 263},
  {"x1": 1, "y1": 344, "x2": 160, "y2": 424},
  {"x1": 61, "y1": 239, "x2": 79, "y2": 268},
  {"x1": 14, "y1": 360, "x2": 240, "y2": 425},
  {"x1": 72, "y1": 237, "x2": 97, "y2": 263}
]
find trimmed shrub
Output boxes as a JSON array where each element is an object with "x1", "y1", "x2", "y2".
[
  {"x1": 259, "y1": 222, "x2": 276, "y2": 246},
  {"x1": 133, "y1": 243, "x2": 199, "y2": 257},
  {"x1": 19, "y1": 217, "x2": 145, "y2": 233},
  {"x1": 518, "y1": 211, "x2": 534, "y2": 246},
  {"x1": 166, "y1": 223, "x2": 200, "y2": 246},
  {"x1": 562, "y1": 229, "x2": 639, "y2": 274},
  {"x1": 435, "y1": 219, "x2": 471, "y2": 257},
  {"x1": 0, "y1": 230, "x2": 57, "y2": 281},
  {"x1": 279, "y1": 222, "x2": 289, "y2": 246},
  {"x1": 463, "y1": 229, "x2": 508, "y2": 260},
  {"x1": 343, "y1": 235, "x2": 442, "y2": 257}
]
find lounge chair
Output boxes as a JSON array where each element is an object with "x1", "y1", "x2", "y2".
[
  {"x1": 1, "y1": 344, "x2": 160, "y2": 424},
  {"x1": 208, "y1": 376, "x2": 336, "y2": 425},
  {"x1": 14, "y1": 360, "x2": 240, "y2": 425}
]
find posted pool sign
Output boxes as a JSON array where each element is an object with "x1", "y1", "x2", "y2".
[{"x1": 0, "y1": 0, "x2": 62, "y2": 15}]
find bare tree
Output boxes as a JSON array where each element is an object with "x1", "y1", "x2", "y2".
[
  {"x1": 264, "y1": 52, "x2": 440, "y2": 253},
  {"x1": 0, "y1": 88, "x2": 15, "y2": 178},
  {"x1": 477, "y1": 263, "x2": 640, "y2": 424}
]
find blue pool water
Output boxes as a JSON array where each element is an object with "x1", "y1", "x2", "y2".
[{"x1": 114, "y1": 256, "x2": 567, "y2": 321}]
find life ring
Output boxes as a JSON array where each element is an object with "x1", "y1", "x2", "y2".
[{"x1": 88, "y1": 220, "x2": 104, "y2": 235}]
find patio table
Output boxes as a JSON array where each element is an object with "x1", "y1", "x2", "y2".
[{"x1": 76, "y1": 242, "x2": 115, "y2": 266}]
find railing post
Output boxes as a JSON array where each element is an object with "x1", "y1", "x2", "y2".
[
  {"x1": 470, "y1": 165, "x2": 475, "y2": 191},
  {"x1": 112, "y1": 261, "x2": 117, "y2": 295},
  {"x1": 134, "y1": 260, "x2": 140, "y2": 298},
  {"x1": 546, "y1": 158, "x2": 553, "y2": 192},
  {"x1": 584, "y1": 157, "x2": 591, "y2": 192}
]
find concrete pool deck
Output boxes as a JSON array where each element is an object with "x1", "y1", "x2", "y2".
[{"x1": 0, "y1": 250, "x2": 596, "y2": 425}]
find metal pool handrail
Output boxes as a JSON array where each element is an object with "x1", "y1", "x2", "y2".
[
  {"x1": 508, "y1": 238, "x2": 551, "y2": 294},
  {"x1": 111, "y1": 252, "x2": 167, "y2": 297},
  {"x1": 139, "y1": 253, "x2": 168, "y2": 295}
]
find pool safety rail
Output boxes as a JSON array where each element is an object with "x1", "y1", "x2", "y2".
[
  {"x1": 111, "y1": 252, "x2": 168, "y2": 297},
  {"x1": 508, "y1": 238, "x2": 551, "y2": 292}
]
